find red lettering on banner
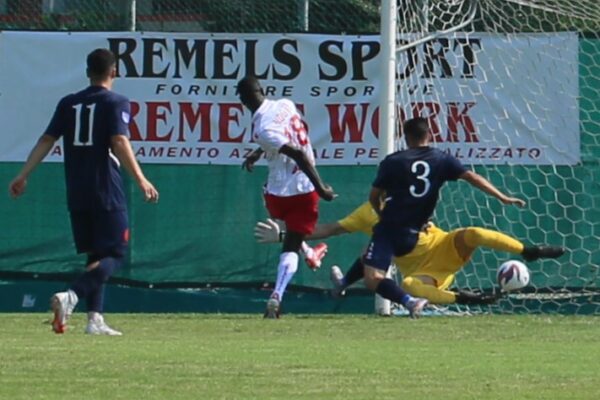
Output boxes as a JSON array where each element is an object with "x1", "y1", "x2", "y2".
[
  {"x1": 218, "y1": 103, "x2": 245, "y2": 143},
  {"x1": 447, "y1": 102, "x2": 478, "y2": 142},
  {"x1": 411, "y1": 102, "x2": 441, "y2": 141},
  {"x1": 129, "y1": 102, "x2": 142, "y2": 141},
  {"x1": 146, "y1": 102, "x2": 173, "y2": 141},
  {"x1": 179, "y1": 102, "x2": 212, "y2": 142},
  {"x1": 326, "y1": 103, "x2": 371, "y2": 143}
]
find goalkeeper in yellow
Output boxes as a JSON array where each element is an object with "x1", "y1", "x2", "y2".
[{"x1": 255, "y1": 202, "x2": 565, "y2": 305}]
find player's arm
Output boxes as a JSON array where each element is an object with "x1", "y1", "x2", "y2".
[
  {"x1": 309, "y1": 222, "x2": 349, "y2": 240},
  {"x1": 460, "y1": 170, "x2": 525, "y2": 207},
  {"x1": 242, "y1": 147, "x2": 264, "y2": 172},
  {"x1": 8, "y1": 134, "x2": 57, "y2": 198},
  {"x1": 279, "y1": 144, "x2": 336, "y2": 201},
  {"x1": 254, "y1": 219, "x2": 349, "y2": 243},
  {"x1": 110, "y1": 135, "x2": 159, "y2": 203}
]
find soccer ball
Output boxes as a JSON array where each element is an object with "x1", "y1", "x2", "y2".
[{"x1": 497, "y1": 260, "x2": 530, "y2": 291}]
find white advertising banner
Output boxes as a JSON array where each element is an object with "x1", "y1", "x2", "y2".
[{"x1": 0, "y1": 31, "x2": 579, "y2": 165}]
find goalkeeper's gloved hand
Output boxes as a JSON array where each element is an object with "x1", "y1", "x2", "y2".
[
  {"x1": 254, "y1": 219, "x2": 284, "y2": 243},
  {"x1": 454, "y1": 290, "x2": 505, "y2": 305}
]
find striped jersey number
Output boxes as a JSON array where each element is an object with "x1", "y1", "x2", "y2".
[
  {"x1": 73, "y1": 103, "x2": 96, "y2": 146},
  {"x1": 409, "y1": 160, "x2": 431, "y2": 198},
  {"x1": 289, "y1": 114, "x2": 308, "y2": 146},
  {"x1": 288, "y1": 114, "x2": 308, "y2": 174}
]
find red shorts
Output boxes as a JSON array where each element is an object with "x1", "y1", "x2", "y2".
[{"x1": 264, "y1": 191, "x2": 319, "y2": 235}]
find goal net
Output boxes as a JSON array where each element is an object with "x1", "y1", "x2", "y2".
[{"x1": 382, "y1": 0, "x2": 600, "y2": 315}]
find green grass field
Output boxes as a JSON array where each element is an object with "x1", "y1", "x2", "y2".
[{"x1": 0, "y1": 314, "x2": 598, "y2": 400}]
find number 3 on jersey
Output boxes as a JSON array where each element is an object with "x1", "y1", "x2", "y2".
[
  {"x1": 73, "y1": 103, "x2": 96, "y2": 146},
  {"x1": 409, "y1": 160, "x2": 431, "y2": 198}
]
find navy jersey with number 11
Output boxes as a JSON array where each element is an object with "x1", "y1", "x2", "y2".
[
  {"x1": 44, "y1": 86, "x2": 130, "y2": 212},
  {"x1": 373, "y1": 146, "x2": 467, "y2": 230}
]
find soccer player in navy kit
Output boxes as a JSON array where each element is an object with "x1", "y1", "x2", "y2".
[
  {"x1": 361, "y1": 117, "x2": 527, "y2": 309},
  {"x1": 9, "y1": 49, "x2": 158, "y2": 335}
]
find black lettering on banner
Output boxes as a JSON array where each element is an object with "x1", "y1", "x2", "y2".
[
  {"x1": 244, "y1": 40, "x2": 270, "y2": 79},
  {"x1": 273, "y1": 39, "x2": 301, "y2": 80},
  {"x1": 490, "y1": 147, "x2": 502, "y2": 159},
  {"x1": 454, "y1": 38, "x2": 482, "y2": 78},
  {"x1": 318, "y1": 41, "x2": 346, "y2": 81},
  {"x1": 108, "y1": 38, "x2": 140, "y2": 77},
  {"x1": 143, "y1": 38, "x2": 170, "y2": 78},
  {"x1": 422, "y1": 38, "x2": 451, "y2": 78},
  {"x1": 173, "y1": 39, "x2": 208, "y2": 79},
  {"x1": 213, "y1": 40, "x2": 240, "y2": 79},
  {"x1": 351, "y1": 41, "x2": 379, "y2": 80},
  {"x1": 397, "y1": 39, "x2": 418, "y2": 80}
]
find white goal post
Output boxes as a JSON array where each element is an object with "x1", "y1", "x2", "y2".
[{"x1": 376, "y1": 0, "x2": 600, "y2": 315}]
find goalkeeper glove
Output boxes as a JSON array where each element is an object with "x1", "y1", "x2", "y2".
[{"x1": 254, "y1": 219, "x2": 285, "y2": 243}]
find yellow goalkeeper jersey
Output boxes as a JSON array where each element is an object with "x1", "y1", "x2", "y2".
[{"x1": 337, "y1": 202, "x2": 465, "y2": 289}]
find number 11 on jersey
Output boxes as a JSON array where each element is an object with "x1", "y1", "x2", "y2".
[{"x1": 73, "y1": 103, "x2": 95, "y2": 146}]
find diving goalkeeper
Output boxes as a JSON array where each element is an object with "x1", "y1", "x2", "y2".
[{"x1": 255, "y1": 202, "x2": 565, "y2": 305}]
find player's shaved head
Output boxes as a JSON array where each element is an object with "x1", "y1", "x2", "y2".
[
  {"x1": 87, "y1": 48, "x2": 116, "y2": 80},
  {"x1": 238, "y1": 75, "x2": 264, "y2": 112},
  {"x1": 403, "y1": 117, "x2": 430, "y2": 146}
]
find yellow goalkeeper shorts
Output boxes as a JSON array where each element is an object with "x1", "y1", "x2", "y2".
[{"x1": 393, "y1": 224, "x2": 468, "y2": 290}]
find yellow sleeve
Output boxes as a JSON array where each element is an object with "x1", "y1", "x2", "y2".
[{"x1": 337, "y1": 202, "x2": 379, "y2": 235}]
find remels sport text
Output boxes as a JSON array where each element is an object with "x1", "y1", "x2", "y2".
[{"x1": 106, "y1": 36, "x2": 481, "y2": 81}]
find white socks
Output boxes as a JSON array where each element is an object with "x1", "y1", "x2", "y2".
[
  {"x1": 88, "y1": 311, "x2": 102, "y2": 322},
  {"x1": 273, "y1": 252, "x2": 299, "y2": 301}
]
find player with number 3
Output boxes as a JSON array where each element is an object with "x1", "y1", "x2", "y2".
[{"x1": 360, "y1": 117, "x2": 526, "y2": 311}]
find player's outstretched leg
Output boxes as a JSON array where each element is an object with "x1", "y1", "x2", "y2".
[
  {"x1": 521, "y1": 246, "x2": 566, "y2": 262},
  {"x1": 459, "y1": 227, "x2": 566, "y2": 262},
  {"x1": 329, "y1": 257, "x2": 365, "y2": 298},
  {"x1": 50, "y1": 290, "x2": 78, "y2": 334}
]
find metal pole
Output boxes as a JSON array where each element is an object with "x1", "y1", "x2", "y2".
[
  {"x1": 129, "y1": 0, "x2": 136, "y2": 32},
  {"x1": 422, "y1": 0, "x2": 429, "y2": 33},
  {"x1": 298, "y1": 0, "x2": 309, "y2": 32},
  {"x1": 375, "y1": 0, "x2": 398, "y2": 316},
  {"x1": 378, "y1": 0, "x2": 397, "y2": 159}
]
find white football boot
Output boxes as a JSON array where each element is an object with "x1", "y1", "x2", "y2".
[
  {"x1": 50, "y1": 290, "x2": 78, "y2": 334},
  {"x1": 85, "y1": 313, "x2": 123, "y2": 336},
  {"x1": 405, "y1": 297, "x2": 429, "y2": 319},
  {"x1": 264, "y1": 295, "x2": 281, "y2": 319}
]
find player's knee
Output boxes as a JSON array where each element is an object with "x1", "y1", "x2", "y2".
[
  {"x1": 364, "y1": 267, "x2": 385, "y2": 291},
  {"x1": 285, "y1": 261, "x2": 298, "y2": 274},
  {"x1": 461, "y1": 227, "x2": 485, "y2": 246}
]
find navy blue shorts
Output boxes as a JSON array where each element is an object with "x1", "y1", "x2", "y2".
[
  {"x1": 363, "y1": 223, "x2": 419, "y2": 271},
  {"x1": 69, "y1": 210, "x2": 129, "y2": 257}
]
